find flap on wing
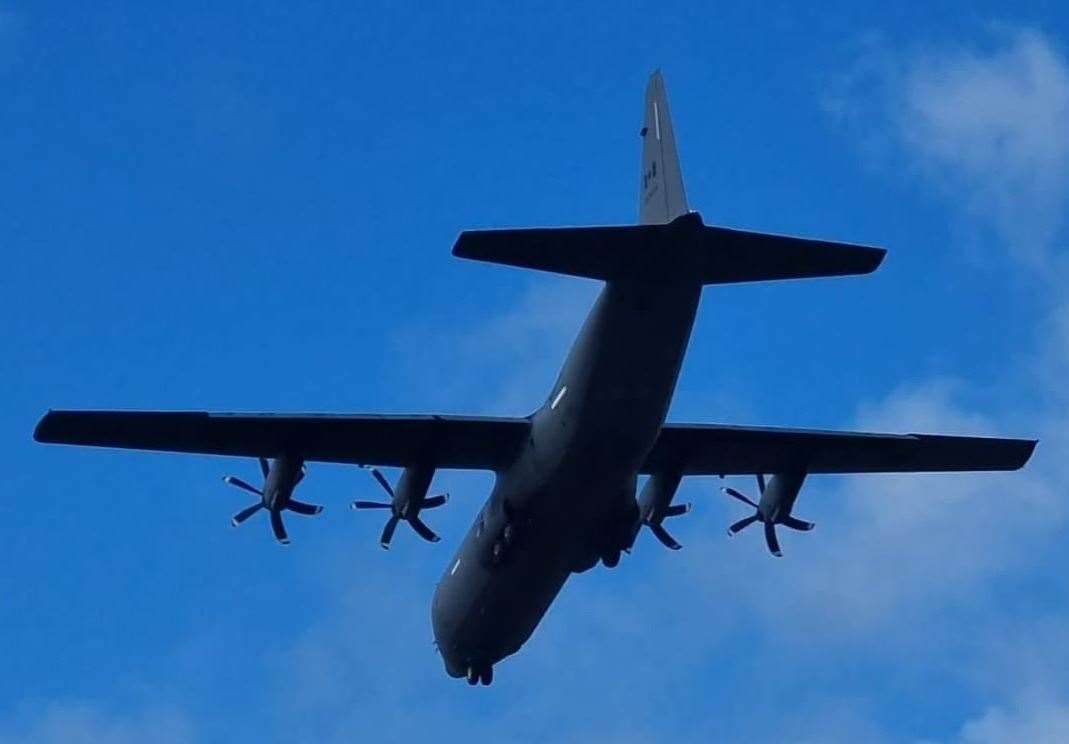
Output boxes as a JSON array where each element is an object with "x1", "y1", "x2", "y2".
[
  {"x1": 642, "y1": 422, "x2": 1037, "y2": 475},
  {"x1": 453, "y1": 212, "x2": 885, "y2": 285},
  {"x1": 34, "y1": 411, "x2": 531, "y2": 471}
]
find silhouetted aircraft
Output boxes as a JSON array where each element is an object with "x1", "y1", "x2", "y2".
[{"x1": 34, "y1": 71, "x2": 1035, "y2": 686}]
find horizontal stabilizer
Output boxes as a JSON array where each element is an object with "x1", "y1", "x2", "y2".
[{"x1": 453, "y1": 212, "x2": 885, "y2": 284}]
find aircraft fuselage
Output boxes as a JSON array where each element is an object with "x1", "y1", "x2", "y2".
[{"x1": 431, "y1": 279, "x2": 701, "y2": 677}]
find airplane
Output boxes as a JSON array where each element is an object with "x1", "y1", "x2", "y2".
[{"x1": 33, "y1": 71, "x2": 1036, "y2": 686}]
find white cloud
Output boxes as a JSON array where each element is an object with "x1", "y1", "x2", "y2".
[
  {"x1": 395, "y1": 275, "x2": 598, "y2": 413},
  {"x1": 951, "y1": 697, "x2": 1069, "y2": 744},
  {"x1": 829, "y1": 28, "x2": 1069, "y2": 270},
  {"x1": 0, "y1": 702, "x2": 195, "y2": 744},
  {"x1": 925, "y1": 616, "x2": 1069, "y2": 744}
]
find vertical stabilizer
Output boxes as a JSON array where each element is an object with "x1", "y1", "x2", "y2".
[{"x1": 639, "y1": 71, "x2": 688, "y2": 225}]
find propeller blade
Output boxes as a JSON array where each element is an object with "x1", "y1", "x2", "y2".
[
  {"x1": 721, "y1": 487, "x2": 758, "y2": 509},
  {"x1": 648, "y1": 522, "x2": 682, "y2": 550},
  {"x1": 664, "y1": 503, "x2": 691, "y2": 518},
  {"x1": 231, "y1": 502, "x2": 264, "y2": 526},
  {"x1": 286, "y1": 499, "x2": 323, "y2": 516},
  {"x1": 764, "y1": 521, "x2": 782, "y2": 557},
  {"x1": 757, "y1": 473, "x2": 766, "y2": 493},
  {"x1": 270, "y1": 510, "x2": 290, "y2": 545},
  {"x1": 781, "y1": 516, "x2": 815, "y2": 532},
  {"x1": 351, "y1": 500, "x2": 393, "y2": 510},
  {"x1": 362, "y1": 465, "x2": 395, "y2": 498},
  {"x1": 422, "y1": 494, "x2": 448, "y2": 510},
  {"x1": 223, "y1": 476, "x2": 263, "y2": 497},
  {"x1": 260, "y1": 458, "x2": 270, "y2": 478},
  {"x1": 727, "y1": 514, "x2": 759, "y2": 535},
  {"x1": 380, "y1": 515, "x2": 400, "y2": 549},
  {"x1": 409, "y1": 516, "x2": 441, "y2": 543}
]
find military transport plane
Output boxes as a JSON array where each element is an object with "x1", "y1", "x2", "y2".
[{"x1": 34, "y1": 72, "x2": 1036, "y2": 686}]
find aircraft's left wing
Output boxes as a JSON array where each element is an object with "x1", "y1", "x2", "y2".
[
  {"x1": 34, "y1": 411, "x2": 531, "y2": 471},
  {"x1": 642, "y1": 423, "x2": 1036, "y2": 475}
]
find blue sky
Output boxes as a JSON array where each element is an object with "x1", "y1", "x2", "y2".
[{"x1": 3, "y1": 2, "x2": 1069, "y2": 742}]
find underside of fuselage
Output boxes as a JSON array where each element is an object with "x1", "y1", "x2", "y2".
[{"x1": 431, "y1": 278, "x2": 702, "y2": 679}]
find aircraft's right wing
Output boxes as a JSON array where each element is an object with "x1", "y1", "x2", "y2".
[{"x1": 641, "y1": 423, "x2": 1037, "y2": 475}]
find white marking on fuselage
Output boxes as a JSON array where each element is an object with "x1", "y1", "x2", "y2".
[
  {"x1": 551, "y1": 386, "x2": 568, "y2": 410},
  {"x1": 451, "y1": 558, "x2": 461, "y2": 575},
  {"x1": 653, "y1": 102, "x2": 661, "y2": 141}
]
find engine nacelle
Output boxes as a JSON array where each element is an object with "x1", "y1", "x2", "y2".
[
  {"x1": 625, "y1": 472, "x2": 690, "y2": 552},
  {"x1": 352, "y1": 464, "x2": 449, "y2": 548},
  {"x1": 757, "y1": 471, "x2": 806, "y2": 523},
  {"x1": 392, "y1": 464, "x2": 436, "y2": 517},
  {"x1": 262, "y1": 453, "x2": 304, "y2": 510},
  {"x1": 723, "y1": 471, "x2": 813, "y2": 557}
]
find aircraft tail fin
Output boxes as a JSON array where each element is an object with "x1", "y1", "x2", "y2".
[{"x1": 640, "y1": 70, "x2": 688, "y2": 225}]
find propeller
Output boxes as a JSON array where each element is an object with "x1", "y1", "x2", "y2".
[
  {"x1": 627, "y1": 473, "x2": 691, "y2": 552},
  {"x1": 641, "y1": 502, "x2": 691, "y2": 550},
  {"x1": 351, "y1": 465, "x2": 448, "y2": 549},
  {"x1": 223, "y1": 457, "x2": 323, "y2": 545},
  {"x1": 722, "y1": 474, "x2": 814, "y2": 557}
]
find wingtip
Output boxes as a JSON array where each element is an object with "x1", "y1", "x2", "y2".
[
  {"x1": 451, "y1": 232, "x2": 473, "y2": 259},
  {"x1": 33, "y1": 410, "x2": 55, "y2": 443},
  {"x1": 1016, "y1": 439, "x2": 1039, "y2": 469},
  {"x1": 863, "y1": 247, "x2": 887, "y2": 275}
]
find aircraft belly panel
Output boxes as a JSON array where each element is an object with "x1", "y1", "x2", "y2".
[{"x1": 432, "y1": 513, "x2": 573, "y2": 670}]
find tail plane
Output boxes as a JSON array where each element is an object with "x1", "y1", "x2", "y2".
[{"x1": 452, "y1": 71, "x2": 886, "y2": 284}]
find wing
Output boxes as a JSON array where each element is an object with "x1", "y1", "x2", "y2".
[
  {"x1": 642, "y1": 422, "x2": 1037, "y2": 475},
  {"x1": 34, "y1": 410, "x2": 531, "y2": 471}
]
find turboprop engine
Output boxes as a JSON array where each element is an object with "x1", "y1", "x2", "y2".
[
  {"x1": 625, "y1": 472, "x2": 691, "y2": 554},
  {"x1": 722, "y1": 472, "x2": 814, "y2": 557},
  {"x1": 223, "y1": 454, "x2": 324, "y2": 545},
  {"x1": 351, "y1": 464, "x2": 448, "y2": 549}
]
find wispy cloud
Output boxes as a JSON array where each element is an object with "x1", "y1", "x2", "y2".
[
  {"x1": 828, "y1": 27, "x2": 1069, "y2": 271},
  {"x1": 795, "y1": 23, "x2": 1069, "y2": 741},
  {"x1": 395, "y1": 275, "x2": 598, "y2": 413},
  {"x1": 806, "y1": 28, "x2": 1069, "y2": 641},
  {"x1": 0, "y1": 702, "x2": 195, "y2": 744}
]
